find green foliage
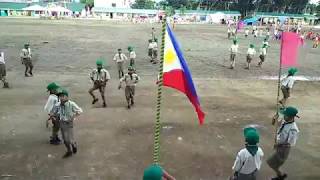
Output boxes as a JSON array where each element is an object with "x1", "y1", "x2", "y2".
[
  {"x1": 81, "y1": 0, "x2": 94, "y2": 6},
  {"x1": 131, "y1": 0, "x2": 155, "y2": 9}
]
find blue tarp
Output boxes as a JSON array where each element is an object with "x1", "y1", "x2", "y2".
[{"x1": 243, "y1": 17, "x2": 259, "y2": 25}]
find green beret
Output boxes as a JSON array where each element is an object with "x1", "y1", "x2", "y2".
[
  {"x1": 57, "y1": 88, "x2": 69, "y2": 97},
  {"x1": 288, "y1": 68, "x2": 298, "y2": 76},
  {"x1": 128, "y1": 46, "x2": 133, "y2": 51},
  {"x1": 143, "y1": 165, "x2": 163, "y2": 180},
  {"x1": 96, "y1": 59, "x2": 103, "y2": 65},
  {"x1": 250, "y1": 44, "x2": 255, "y2": 48},
  {"x1": 281, "y1": 106, "x2": 298, "y2": 117},
  {"x1": 233, "y1": 39, "x2": 237, "y2": 44},
  {"x1": 47, "y1": 82, "x2": 60, "y2": 91},
  {"x1": 244, "y1": 127, "x2": 259, "y2": 145}
]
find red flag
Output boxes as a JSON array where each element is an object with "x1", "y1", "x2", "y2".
[{"x1": 281, "y1": 32, "x2": 303, "y2": 67}]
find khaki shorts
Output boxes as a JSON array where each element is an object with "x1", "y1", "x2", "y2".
[
  {"x1": 117, "y1": 62, "x2": 124, "y2": 72},
  {"x1": 259, "y1": 55, "x2": 265, "y2": 62},
  {"x1": 238, "y1": 169, "x2": 257, "y2": 180},
  {"x1": 91, "y1": 81, "x2": 106, "y2": 93},
  {"x1": 0, "y1": 64, "x2": 6, "y2": 79},
  {"x1": 23, "y1": 58, "x2": 33, "y2": 67},
  {"x1": 281, "y1": 86, "x2": 290, "y2": 98},
  {"x1": 230, "y1": 54, "x2": 236, "y2": 61},
  {"x1": 267, "y1": 145, "x2": 291, "y2": 169},
  {"x1": 125, "y1": 86, "x2": 135, "y2": 100},
  {"x1": 247, "y1": 55, "x2": 253, "y2": 63}
]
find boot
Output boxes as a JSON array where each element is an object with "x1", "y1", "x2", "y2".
[
  {"x1": 3, "y1": 82, "x2": 9, "y2": 88},
  {"x1": 62, "y1": 151, "x2": 73, "y2": 158},
  {"x1": 71, "y1": 143, "x2": 77, "y2": 154},
  {"x1": 92, "y1": 98, "x2": 98, "y2": 104}
]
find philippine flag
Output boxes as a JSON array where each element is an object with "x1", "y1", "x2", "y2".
[{"x1": 162, "y1": 23, "x2": 205, "y2": 125}]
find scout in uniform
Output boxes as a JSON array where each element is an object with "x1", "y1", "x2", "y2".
[
  {"x1": 313, "y1": 35, "x2": 319, "y2": 48},
  {"x1": 246, "y1": 44, "x2": 256, "y2": 70},
  {"x1": 267, "y1": 106, "x2": 300, "y2": 180},
  {"x1": 0, "y1": 51, "x2": 9, "y2": 88},
  {"x1": 89, "y1": 59, "x2": 111, "y2": 107},
  {"x1": 245, "y1": 28, "x2": 249, "y2": 38},
  {"x1": 228, "y1": 27, "x2": 232, "y2": 39},
  {"x1": 20, "y1": 43, "x2": 33, "y2": 77},
  {"x1": 118, "y1": 66, "x2": 140, "y2": 109},
  {"x1": 143, "y1": 164, "x2": 176, "y2": 180},
  {"x1": 44, "y1": 82, "x2": 61, "y2": 145},
  {"x1": 148, "y1": 39, "x2": 153, "y2": 61},
  {"x1": 51, "y1": 89, "x2": 83, "y2": 158},
  {"x1": 151, "y1": 27, "x2": 156, "y2": 41},
  {"x1": 257, "y1": 44, "x2": 268, "y2": 68},
  {"x1": 151, "y1": 39, "x2": 158, "y2": 64},
  {"x1": 229, "y1": 40, "x2": 238, "y2": 69},
  {"x1": 113, "y1": 48, "x2": 128, "y2": 78},
  {"x1": 232, "y1": 127, "x2": 264, "y2": 180},
  {"x1": 128, "y1": 46, "x2": 136, "y2": 67},
  {"x1": 279, "y1": 68, "x2": 297, "y2": 107}
]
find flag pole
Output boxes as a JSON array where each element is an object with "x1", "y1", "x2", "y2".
[
  {"x1": 272, "y1": 35, "x2": 283, "y2": 143},
  {"x1": 153, "y1": 15, "x2": 167, "y2": 164}
]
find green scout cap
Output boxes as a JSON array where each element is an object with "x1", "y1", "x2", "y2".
[
  {"x1": 244, "y1": 127, "x2": 259, "y2": 145},
  {"x1": 57, "y1": 88, "x2": 69, "y2": 97},
  {"x1": 143, "y1": 165, "x2": 163, "y2": 180},
  {"x1": 250, "y1": 44, "x2": 255, "y2": 48},
  {"x1": 154, "y1": 38, "x2": 158, "y2": 42},
  {"x1": 280, "y1": 106, "x2": 298, "y2": 117},
  {"x1": 288, "y1": 68, "x2": 298, "y2": 76},
  {"x1": 96, "y1": 59, "x2": 103, "y2": 65},
  {"x1": 128, "y1": 46, "x2": 133, "y2": 51},
  {"x1": 47, "y1": 82, "x2": 60, "y2": 91},
  {"x1": 233, "y1": 39, "x2": 237, "y2": 44}
]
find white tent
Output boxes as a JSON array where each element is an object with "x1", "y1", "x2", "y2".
[
  {"x1": 47, "y1": 6, "x2": 72, "y2": 13},
  {"x1": 22, "y1": 5, "x2": 46, "y2": 11},
  {"x1": 209, "y1": 12, "x2": 226, "y2": 24}
]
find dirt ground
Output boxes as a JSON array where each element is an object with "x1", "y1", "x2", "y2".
[{"x1": 0, "y1": 18, "x2": 320, "y2": 180}]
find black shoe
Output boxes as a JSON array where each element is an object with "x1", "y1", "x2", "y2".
[
  {"x1": 29, "y1": 72, "x2": 33, "y2": 76},
  {"x1": 71, "y1": 144, "x2": 77, "y2": 154},
  {"x1": 3, "y1": 82, "x2": 9, "y2": 88},
  {"x1": 25, "y1": 74, "x2": 29, "y2": 77},
  {"x1": 62, "y1": 151, "x2": 73, "y2": 158},
  {"x1": 103, "y1": 102, "x2": 107, "y2": 108},
  {"x1": 127, "y1": 105, "x2": 131, "y2": 109},
  {"x1": 92, "y1": 98, "x2": 98, "y2": 104}
]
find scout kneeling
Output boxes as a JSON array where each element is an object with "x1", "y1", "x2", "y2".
[
  {"x1": 89, "y1": 59, "x2": 110, "y2": 108},
  {"x1": 0, "y1": 51, "x2": 9, "y2": 88},
  {"x1": 51, "y1": 89, "x2": 83, "y2": 158},
  {"x1": 267, "y1": 106, "x2": 300, "y2": 180},
  {"x1": 118, "y1": 66, "x2": 140, "y2": 109},
  {"x1": 143, "y1": 164, "x2": 176, "y2": 180},
  {"x1": 246, "y1": 44, "x2": 256, "y2": 70},
  {"x1": 20, "y1": 43, "x2": 33, "y2": 77},
  {"x1": 45, "y1": 82, "x2": 61, "y2": 145},
  {"x1": 231, "y1": 127, "x2": 264, "y2": 180}
]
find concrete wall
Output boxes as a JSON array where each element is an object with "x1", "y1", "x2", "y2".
[{"x1": 94, "y1": 0, "x2": 134, "y2": 8}]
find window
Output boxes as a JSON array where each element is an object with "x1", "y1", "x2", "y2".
[{"x1": 112, "y1": 3, "x2": 116, "y2": 7}]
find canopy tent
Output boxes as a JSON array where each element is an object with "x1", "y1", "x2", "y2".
[
  {"x1": 47, "y1": 6, "x2": 71, "y2": 13},
  {"x1": 22, "y1": 5, "x2": 46, "y2": 11}
]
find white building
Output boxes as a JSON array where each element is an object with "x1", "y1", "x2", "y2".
[{"x1": 94, "y1": 0, "x2": 134, "y2": 8}]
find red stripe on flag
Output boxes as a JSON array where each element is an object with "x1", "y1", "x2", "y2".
[
  {"x1": 281, "y1": 32, "x2": 302, "y2": 67},
  {"x1": 163, "y1": 70, "x2": 205, "y2": 124}
]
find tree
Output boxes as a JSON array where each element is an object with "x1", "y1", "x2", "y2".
[
  {"x1": 131, "y1": 0, "x2": 155, "y2": 9},
  {"x1": 81, "y1": 0, "x2": 94, "y2": 6}
]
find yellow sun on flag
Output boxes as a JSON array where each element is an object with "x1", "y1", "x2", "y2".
[{"x1": 164, "y1": 49, "x2": 176, "y2": 65}]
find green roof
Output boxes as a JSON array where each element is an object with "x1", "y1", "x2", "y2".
[
  {"x1": 175, "y1": 10, "x2": 241, "y2": 15},
  {"x1": 0, "y1": 2, "x2": 28, "y2": 10},
  {"x1": 256, "y1": 12, "x2": 317, "y2": 19},
  {"x1": 66, "y1": 2, "x2": 85, "y2": 12}
]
